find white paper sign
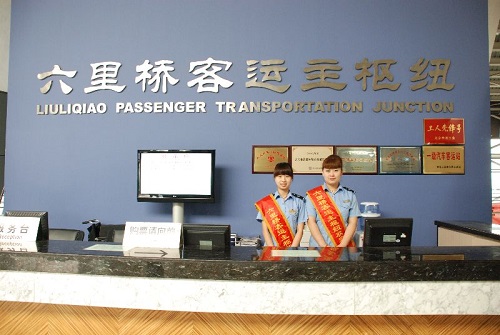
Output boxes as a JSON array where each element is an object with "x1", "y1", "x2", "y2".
[
  {"x1": 123, "y1": 247, "x2": 181, "y2": 258},
  {"x1": 122, "y1": 221, "x2": 182, "y2": 251},
  {"x1": 0, "y1": 241, "x2": 39, "y2": 252},
  {"x1": 0, "y1": 216, "x2": 40, "y2": 242}
]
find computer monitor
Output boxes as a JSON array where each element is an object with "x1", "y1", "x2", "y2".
[
  {"x1": 363, "y1": 217, "x2": 413, "y2": 247},
  {"x1": 182, "y1": 223, "x2": 230, "y2": 250},
  {"x1": 137, "y1": 149, "x2": 216, "y2": 203},
  {"x1": 4, "y1": 210, "x2": 49, "y2": 241}
]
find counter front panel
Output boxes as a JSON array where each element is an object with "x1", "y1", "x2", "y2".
[{"x1": 0, "y1": 240, "x2": 498, "y2": 282}]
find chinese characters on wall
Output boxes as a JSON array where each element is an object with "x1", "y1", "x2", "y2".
[{"x1": 35, "y1": 57, "x2": 455, "y2": 116}]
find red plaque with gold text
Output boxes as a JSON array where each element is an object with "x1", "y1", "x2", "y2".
[{"x1": 423, "y1": 118, "x2": 464, "y2": 145}]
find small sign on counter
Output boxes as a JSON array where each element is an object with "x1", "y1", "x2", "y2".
[
  {"x1": 121, "y1": 221, "x2": 182, "y2": 258},
  {"x1": 0, "y1": 216, "x2": 41, "y2": 242}
]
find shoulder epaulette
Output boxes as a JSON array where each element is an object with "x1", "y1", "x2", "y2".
[
  {"x1": 342, "y1": 186, "x2": 356, "y2": 193},
  {"x1": 292, "y1": 193, "x2": 305, "y2": 200}
]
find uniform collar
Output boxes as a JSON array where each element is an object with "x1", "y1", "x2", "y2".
[
  {"x1": 274, "y1": 191, "x2": 291, "y2": 200},
  {"x1": 322, "y1": 183, "x2": 343, "y2": 194}
]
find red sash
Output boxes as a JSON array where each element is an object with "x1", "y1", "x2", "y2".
[
  {"x1": 255, "y1": 194, "x2": 295, "y2": 247},
  {"x1": 316, "y1": 247, "x2": 343, "y2": 261},
  {"x1": 306, "y1": 186, "x2": 355, "y2": 247}
]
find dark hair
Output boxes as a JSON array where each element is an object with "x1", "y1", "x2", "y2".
[
  {"x1": 273, "y1": 162, "x2": 293, "y2": 178},
  {"x1": 322, "y1": 154, "x2": 343, "y2": 170}
]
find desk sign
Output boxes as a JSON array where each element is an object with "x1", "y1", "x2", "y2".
[
  {"x1": 0, "y1": 216, "x2": 41, "y2": 242},
  {"x1": 122, "y1": 221, "x2": 182, "y2": 251},
  {"x1": 0, "y1": 241, "x2": 39, "y2": 252},
  {"x1": 123, "y1": 247, "x2": 181, "y2": 259}
]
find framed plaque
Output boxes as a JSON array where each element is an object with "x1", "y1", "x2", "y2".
[
  {"x1": 252, "y1": 146, "x2": 289, "y2": 174},
  {"x1": 423, "y1": 118, "x2": 465, "y2": 145},
  {"x1": 379, "y1": 146, "x2": 422, "y2": 174},
  {"x1": 335, "y1": 146, "x2": 378, "y2": 174},
  {"x1": 291, "y1": 145, "x2": 334, "y2": 174},
  {"x1": 422, "y1": 145, "x2": 464, "y2": 174}
]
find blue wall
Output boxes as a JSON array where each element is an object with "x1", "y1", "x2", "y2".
[{"x1": 6, "y1": 0, "x2": 491, "y2": 246}]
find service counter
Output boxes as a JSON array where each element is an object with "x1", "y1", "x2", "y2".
[
  {"x1": 1, "y1": 237, "x2": 499, "y2": 334},
  {"x1": 435, "y1": 220, "x2": 500, "y2": 246},
  {"x1": 0, "y1": 239, "x2": 498, "y2": 309}
]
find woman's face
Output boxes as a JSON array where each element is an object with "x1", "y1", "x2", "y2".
[
  {"x1": 274, "y1": 174, "x2": 292, "y2": 193},
  {"x1": 322, "y1": 167, "x2": 342, "y2": 188}
]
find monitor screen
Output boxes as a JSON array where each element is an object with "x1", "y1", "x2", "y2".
[
  {"x1": 4, "y1": 210, "x2": 49, "y2": 241},
  {"x1": 137, "y1": 149, "x2": 215, "y2": 203},
  {"x1": 363, "y1": 217, "x2": 413, "y2": 247},
  {"x1": 182, "y1": 223, "x2": 230, "y2": 250}
]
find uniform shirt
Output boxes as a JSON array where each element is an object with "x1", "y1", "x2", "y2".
[
  {"x1": 256, "y1": 191, "x2": 307, "y2": 246},
  {"x1": 306, "y1": 183, "x2": 361, "y2": 247}
]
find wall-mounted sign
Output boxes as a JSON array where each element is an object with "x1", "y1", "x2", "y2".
[
  {"x1": 379, "y1": 146, "x2": 422, "y2": 174},
  {"x1": 335, "y1": 146, "x2": 378, "y2": 174},
  {"x1": 422, "y1": 145, "x2": 464, "y2": 174},
  {"x1": 423, "y1": 118, "x2": 464, "y2": 145},
  {"x1": 291, "y1": 145, "x2": 334, "y2": 174},
  {"x1": 252, "y1": 146, "x2": 289, "y2": 174}
]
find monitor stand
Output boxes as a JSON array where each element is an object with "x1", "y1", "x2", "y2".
[{"x1": 173, "y1": 202, "x2": 184, "y2": 224}]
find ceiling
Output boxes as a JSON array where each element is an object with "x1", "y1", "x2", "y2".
[{"x1": 491, "y1": 20, "x2": 500, "y2": 119}]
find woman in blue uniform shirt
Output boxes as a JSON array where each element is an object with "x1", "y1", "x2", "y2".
[{"x1": 255, "y1": 162, "x2": 307, "y2": 247}]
